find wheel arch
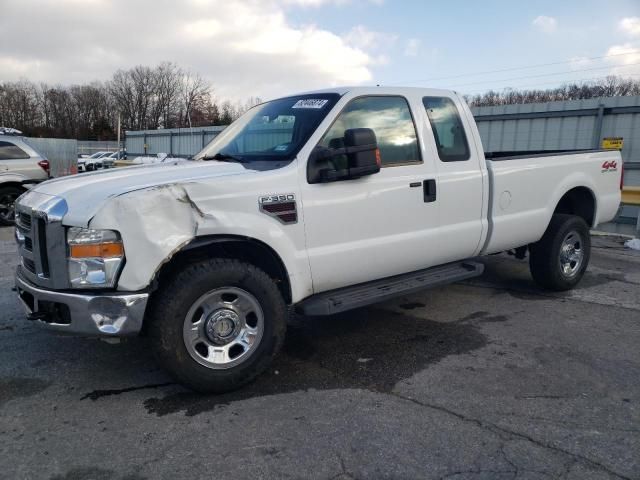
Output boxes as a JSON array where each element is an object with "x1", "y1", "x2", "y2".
[
  {"x1": 552, "y1": 186, "x2": 597, "y2": 228},
  {"x1": 149, "y1": 234, "x2": 293, "y2": 306}
]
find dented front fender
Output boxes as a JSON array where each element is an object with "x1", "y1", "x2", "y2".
[
  {"x1": 88, "y1": 184, "x2": 204, "y2": 291},
  {"x1": 87, "y1": 178, "x2": 313, "y2": 302}
]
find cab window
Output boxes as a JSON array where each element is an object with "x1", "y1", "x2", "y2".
[
  {"x1": 0, "y1": 141, "x2": 30, "y2": 160},
  {"x1": 318, "y1": 96, "x2": 421, "y2": 167},
  {"x1": 423, "y1": 97, "x2": 470, "y2": 162}
]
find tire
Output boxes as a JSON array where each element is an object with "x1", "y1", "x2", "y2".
[
  {"x1": 0, "y1": 185, "x2": 25, "y2": 226},
  {"x1": 529, "y1": 214, "x2": 591, "y2": 291},
  {"x1": 148, "y1": 258, "x2": 287, "y2": 393}
]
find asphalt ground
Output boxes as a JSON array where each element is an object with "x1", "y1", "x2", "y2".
[{"x1": 0, "y1": 227, "x2": 639, "y2": 480}]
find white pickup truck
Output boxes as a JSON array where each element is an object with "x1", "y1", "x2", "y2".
[{"x1": 14, "y1": 87, "x2": 622, "y2": 392}]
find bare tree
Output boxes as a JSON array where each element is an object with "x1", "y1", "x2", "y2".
[
  {"x1": 467, "y1": 75, "x2": 640, "y2": 107},
  {"x1": 0, "y1": 62, "x2": 303, "y2": 138},
  {"x1": 150, "y1": 62, "x2": 182, "y2": 128},
  {"x1": 180, "y1": 71, "x2": 210, "y2": 128},
  {"x1": 109, "y1": 69, "x2": 135, "y2": 130}
]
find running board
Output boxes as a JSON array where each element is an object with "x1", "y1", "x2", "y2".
[{"x1": 296, "y1": 260, "x2": 484, "y2": 316}]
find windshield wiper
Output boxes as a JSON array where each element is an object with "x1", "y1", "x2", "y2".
[{"x1": 201, "y1": 153, "x2": 248, "y2": 163}]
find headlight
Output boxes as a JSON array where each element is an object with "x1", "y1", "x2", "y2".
[{"x1": 67, "y1": 227, "x2": 124, "y2": 288}]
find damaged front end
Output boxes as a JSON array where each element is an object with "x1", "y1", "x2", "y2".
[
  {"x1": 88, "y1": 183, "x2": 216, "y2": 292},
  {"x1": 14, "y1": 183, "x2": 215, "y2": 337}
]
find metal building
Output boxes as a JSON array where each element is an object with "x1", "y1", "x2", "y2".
[
  {"x1": 125, "y1": 126, "x2": 226, "y2": 158},
  {"x1": 471, "y1": 95, "x2": 640, "y2": 179},
  {"x1": 471, "y1": 95, "x2": 640, "y2": 226}
]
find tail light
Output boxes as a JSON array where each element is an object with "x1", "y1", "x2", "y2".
[{"x1": 38, "y1": 160, "x2": 50, "y2": 176}]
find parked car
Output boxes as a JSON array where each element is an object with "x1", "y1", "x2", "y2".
[
  {"x1": 13, "y1": 87, "x2": 622, "y2": 392},
  {"x1": 131, "y1": 153, "x2": 189, "y2": 164},
  {"x1": 77, "y1": 151, "x2": 110, "y2": 172},
  {"x1": 101, "y1": 150, "x2": 126, "y2": 168},
  {"x1": 0, "y1": 131, "x2": 49, "y2": 225}
]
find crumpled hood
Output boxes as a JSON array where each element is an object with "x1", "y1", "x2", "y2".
[{"x1": 33, "y1": 161, "x2": 248, "y2": 226}]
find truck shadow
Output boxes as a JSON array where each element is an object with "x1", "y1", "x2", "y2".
[{"x1": 140, "y1": 307, "x2": 490, "y2": 416}]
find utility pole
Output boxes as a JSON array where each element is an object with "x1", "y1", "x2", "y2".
[{"x1": 116, "y1": 113, "x2": 121, "y2": 157}]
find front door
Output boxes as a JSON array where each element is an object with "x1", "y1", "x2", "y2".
[{"x1": 299, "y1": 95, "x2": 441, "y2": 294}]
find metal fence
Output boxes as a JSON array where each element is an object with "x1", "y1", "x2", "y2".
[
  {"x1": 124, "y1": 124, "x2": 299, "y2": 159},
  {"x1": 470, "y1": 95, "x2": 640, "y2": 225},
  {"x1": 23, "y1": 137, "x2": 76, "y2": 177},
  {"x1": 125, "y1": 126, "x2": 226, "y2": 158},
  {"x1": 77, "y1": 140, "x2": 119, "y2": 156}
]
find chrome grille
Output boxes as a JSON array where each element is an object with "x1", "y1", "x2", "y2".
[
  {"x1": 23, "y1": 257, "x2": 36, "y2": 274},
  {"x1": 17, "y1": 212, "x2": 31, "y2": 230},
  {"x1": 14, "y1": 192, "x2": 69, "y2": 289}
]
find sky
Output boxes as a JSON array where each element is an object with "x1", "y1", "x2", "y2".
[{"x1": 0, "y1": 0, "x2": 639, "y2": 101}]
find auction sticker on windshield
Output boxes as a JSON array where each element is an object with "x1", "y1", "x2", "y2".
[{"x1": 292, "y1": 99, "x2": 329, "y2": 109}]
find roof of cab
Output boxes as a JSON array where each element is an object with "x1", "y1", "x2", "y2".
[{"x1": 287, "y1": 85, "x2": 458, "y2": 99}]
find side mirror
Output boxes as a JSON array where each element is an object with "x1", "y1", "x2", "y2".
[{"x1": 307, "y1": 128, "x2": 381, "y2": 184}]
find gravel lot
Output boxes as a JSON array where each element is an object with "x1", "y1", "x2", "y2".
[{"x1": 0, "y1": 227, "x2": 639, "y2": 480}]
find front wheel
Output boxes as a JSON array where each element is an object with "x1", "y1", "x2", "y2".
[
  {"x1": 529, "y1": 214, "x2": 591, "y2": 291},
  {"x1": 148, "y1": 258, "x2": 287, "y2": 392}
]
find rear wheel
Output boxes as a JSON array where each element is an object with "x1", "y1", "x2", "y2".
[
  {"x1": 0, "y1": 186, "x2": 24, "y2": 226},
  {"x1": 149, "y1": 258, "x2": 287, "y2": 392},
  {"x1": 529, "y1": 214, "x2": 591, "y2": 291}
]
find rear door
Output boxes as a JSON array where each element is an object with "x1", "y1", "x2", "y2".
[
  {"x1": 421, "y1": 94, "x2": 485, "y2": 260},
  {"x1": 299, "y1": 94, "x2": 442, "y2": 293}
]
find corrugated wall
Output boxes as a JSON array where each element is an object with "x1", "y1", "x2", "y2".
[
  {"x1": 124, "y1": 124, "x2": 297, "y2": 158},
  {"x1": 23, "y1": 137, "x2": 77, "y2": 177},
  {"x1": 471, "y1": 95, "x2": 640, "y2": 165},
  {"x1": 77, "y1": 141, "x2": 119, "y2": 156},
  {"x1": 471, "y1": 95, "x2": 640, "y2": 226},
  {"x1": 125, "y1": 126, "x2": 226, "y2": 158}
]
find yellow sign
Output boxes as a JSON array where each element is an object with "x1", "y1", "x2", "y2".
[{"x1": 602, "y1": 137, "x2": 623, "y2": 149}]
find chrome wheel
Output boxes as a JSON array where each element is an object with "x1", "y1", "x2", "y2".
[
  {"x1": 559, "y1": 230, "x2": 584, "y2": 278},
  {"x1": 183, "y1": 287, "x2": 264, "y2": 370}
]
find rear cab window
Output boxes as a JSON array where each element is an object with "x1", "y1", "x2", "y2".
[
  {"x1": 423, "y1": 97, "x2": 470, "y2": 162},
  {"x1": 0, "y1": 140, "x2": 30, "y2": 160},
  {"x1": 317, "y1": 96, "x2": 421, "y2": 168}
]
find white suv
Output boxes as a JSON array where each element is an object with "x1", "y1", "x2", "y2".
[{"x1": 0, "y1": 134, "x2": 49, "y2": 225}]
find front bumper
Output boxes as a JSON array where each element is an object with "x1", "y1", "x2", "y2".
[{"x1": 15, "y1": 268, "x2": 148, "y2": 337}]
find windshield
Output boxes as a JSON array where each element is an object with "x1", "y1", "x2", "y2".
[
  {"x1": 89, "y1": 152, "x2": 105, "y2": 158},
  {"x1": 195, "y1": 93, "x2": 340, "y2": 162}
]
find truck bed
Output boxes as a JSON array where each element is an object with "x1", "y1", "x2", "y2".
[{"x1": 481, "y1": 149, "x2": 622, "y2": 255}]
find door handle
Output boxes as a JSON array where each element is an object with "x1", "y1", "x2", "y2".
[{"x1": 423, "y1": 179, "x2": 436, "y2": 203}]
